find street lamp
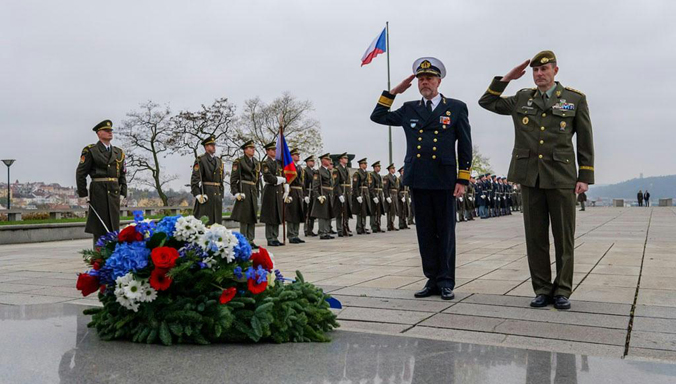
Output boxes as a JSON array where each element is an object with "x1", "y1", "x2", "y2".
[{"x1": 2, "y1": 159, "x2": 15, "y2": 210}]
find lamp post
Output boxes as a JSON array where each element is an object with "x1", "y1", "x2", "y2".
[{"x1": 2, "y1": 159, "x2": 15, "y2": 209}]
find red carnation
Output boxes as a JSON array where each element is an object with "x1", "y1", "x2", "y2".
[
  {"x1": 91, "y1": 259, "x2": 103, "y2": 270},
  {"x1": 76, "y1": 273, "x2": 100, "y2": 297},
  {"x1": 251, "y1": 247, "x2": 274, "y2": 271},
  {"x1": 151, "y1": 247, "x2": 179, "y2": 269},
  {"x1": 219, "y1": 287, "x2": 237, "y2": 304},
  {"x1": 149, "y1": 268, "x2": 172, "y2": 291},
  {"x1": 247, "y1": 278, "x2": 268, "y2": 295},
  {"x1": 119, "y1": 225, "x2": 143, "y2": 243}
]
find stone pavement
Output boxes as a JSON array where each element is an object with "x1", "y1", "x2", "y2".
[{"x1": 1, "y1": 207, "x2": 676, "y2": 363}]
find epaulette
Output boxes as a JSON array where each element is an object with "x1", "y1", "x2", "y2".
[
  {"x1": 518, "y1": 88, "x2": 536, "y2": 94},
  {"x1": 565, "y1": 87, "x2": 585, "y2": 96},
  {"x1": 82, "y1": 144, "x2": 95, "y2": 153}
]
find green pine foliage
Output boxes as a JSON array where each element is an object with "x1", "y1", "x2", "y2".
[{"x1": 84, "y1": 271, "x2": 339, "y2": 346}]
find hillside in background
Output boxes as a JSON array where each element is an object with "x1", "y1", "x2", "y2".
[{"x1": 588, "y1": 175, "x2": 676, "y2": 200}]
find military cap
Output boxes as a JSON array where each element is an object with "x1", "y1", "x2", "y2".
[
  {"x1": 319, "y1": 153, "x2": 331, "y2": 160},
  {"x1": 92, "y1": 120, "x2": 113, "y2": 132},
  {"x1": 240, "y1": 139, "x2": 255, "y2": 150},
  {"x1": 357, "y1": 158, "x2": 368, "y2": 164},
  {"x1": 338, "y1": 152, "x2": 348, "y2": 159},
  {"x1": 290, "y1": 148, "x2": 300, "y2": 156},
  {"x1": 304, "y1": 155, "x2": 315, "y2": 163},
  {"x1": 530, "y1": 50, "x2": 557, "y2": 67},
  {"x1": 413, "y1": 57, "x2": 446, "y2": 79},
  {"x1": 264, "y1": 141, "x2": 277, "y2": 150},
  {"x1": 387, "y1": 163, "x2": 395, "y2": 170},
  {"x1": 201, "y1": 135, "x2": 216, "y2": 146},
  {"x1": 398, "y1": 166, "x2": 404, "y2": 173},
  {"x1": 371, "y1": 161, "x2": 381, "y2": 168}
]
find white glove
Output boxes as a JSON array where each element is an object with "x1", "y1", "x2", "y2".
[
  {"x1": 357, "y1": 196, "x2": 363, "y2": 204},
  {"x1": 386, "y1": 197, "x2": 392, "y2": 204},
  {"x1": 469, "y1": 197, "x2": 473, "y2": 201},
  {"x1": 283, "y1": 191, "x2": 290, "y2": 202},
  {"x1": 339, "y1": 195, "x2": 345, "y2": 203},
  {"x1": 304, "y1": 196, "x2": 310, "y2": 204},
  {"x1": 283, "y1": 184, "x2": 290, "y2": 194},
  {"x1": 235, "y1": 193, "x2": 246, "y2": 201},
  {"x1": 276, "y1": 176, "x2": 286, "y2": 185},
  {"x1": 318, "y1": 196, "x2": 326, "y2": 204},
  {"x1": 373, "y1": 197, "x2": 379, "y2": 204},
  {"x1": 284, "y1": 195, "x2": 292, "y2": 204},
  {"x1": 401, "y1": 197, "x2": 406, "y2": 203},
  {"x1": 481, "y1": 195, "x2": 486, "y2": 199},
  {"x1": 459, "y1": 197, "x2": 464, "y2": 202},
  {"x1": 196, "y1": 194, "x2": 208, "y2": 204}
]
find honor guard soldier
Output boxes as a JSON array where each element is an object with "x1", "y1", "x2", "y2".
[
  {"x1": 382, "y1": 163, "x2": 399, "y2": 231},
  {"x1": 260, "y1": 141, "x2": 287, "y2": 246},
  {"x1": 333, "y1": 152, "x2": 353, "y2": 237},
  {"x1": 352, "y1": 158, "x2": 373, "y2": 234},
  {"x1": 369, "y1": 161, "x2": 385, "y2": 233},
  {"x1": 371, "y1": 57, "x2": 473, "y2": 300},
  {"x1": 476, "y1": 174, "x2": 487, "y2": 219},
  {"x1": 303, "y1": 156, "x2": 317, "y2": 236},
  {"x1": 230, "y1": 140, "x2": 261, "y2": 248},
  {"x1": 284, "y1": 148, "x2": 306, "y2": 244},
  {"x1": 191, "y1": 136, "x2": 224, "y2": 226},
  {"x1": 479, "y1": 50, "x2": 595, "y2": 309},
  {"x1": 311, "y1": 153, "x2": 334, "y2": 239},
  {"x1": 398, "y1": 166, "x2": 412, "y2": 229},
  {"x1": 465, "y1": 174, "x2": 476, "y2": 221},
  {"x1": 76, "y1": 120, "x2": 127, "y2": 247}
]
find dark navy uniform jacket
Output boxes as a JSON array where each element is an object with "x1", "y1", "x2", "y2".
[{"x1": 371, "y1": 91, "x2": 472, "y2": 190}]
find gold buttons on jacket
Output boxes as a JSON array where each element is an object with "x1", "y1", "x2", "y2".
[
  {"x1": 419, "y1": 129, "x2": 423, "y2": 133},
  {"x1": 539, "y1": 140, "x2": 544, "y2": 144},
  {"x1": 434, "y1": 130, "x2": 438, "y2": 134},
  {"x1": 432, "y1": 155, "x2": 437, "y2": 159},
  {"x1": 538, "y1": 154, "x2": 543, "y2": 159},
  {"x1": 542, "y1": 113, "x2": 546, "y2": 117},
  {"x1": 432, "y1": 147, "x2": 437, "y2": 151},
  {"x1": 417, "y1": 145, "x2": 421, "y2": 149},
  {"x1": 433, "y1": 138, "x2": 438, "y2": 142},
  {"x1": 416, "y1": 154, "x2": 421, "y2": 158},
  {"x1": 540, "y1": 126, "x2": 545, "y2": 131},
  {"x1": 418, "y1": 137, "x2": 422, "y2": 141}
]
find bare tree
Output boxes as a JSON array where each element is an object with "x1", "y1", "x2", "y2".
[
  {"x1": 238, "y1": 92, "x2": 323, "y2": 159},
  {"x1": 117, "y1": 101, "x2": 177, "y2": 206},
  {"x1": 169, "y1": 97, "x2": 240, "y2": 161},
  {"x1": 471, "y1": 145, "x2": 494, "y2": 175}
]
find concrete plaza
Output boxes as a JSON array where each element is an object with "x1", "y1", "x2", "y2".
[{"x1": 1, "y1": 207, "x2": 676, "y2": 363}]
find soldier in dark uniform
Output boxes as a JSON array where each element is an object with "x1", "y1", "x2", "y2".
[
  {"x1": 476, "y1": 174, "x2": 487, "y2": 219},
  {"x1": 465, "y1": 175, "x2": 476, "y2": 220},
  {"x1": 382, "y1": 164, "x2": 399, "y2": 231},
  {"x1": 371, "y1": 57, "x2": 472, "y2": 300},
  {"x1": 352, "y1": 158, "x2": 373, "y2": 234},
  {"x1": 230, "y1": 140, "x2": 261, "y2": 248},
  {"x1": 303, "y1": 156, "x2": 317, "y2": 237},
  {"x1": 369, "y1": 161, "x2": 385, "y2": 233},
  {"x1": 398, "y1": 167, "x2": 412, "y2": 229},
  {"x1": 311, "y1": 153, "x2": 334, "y2": 239},
  {"x1": 76, "y1": 120, "x2": 127, "y2": 247},
  {"x1": 479, "y1": 50, "x2": 595, "y2": 310},
  {"x1": 260, "y1": 142, "x2": 287, "y2": 246},
  {"x1": 190, "y1": 136, "x2": 224, "y2": 226},
  {"x1": 333, "y1": 153, "x2": 353, "y2": 237},
  {"x1": 285, "y1": 148, "x2": 306, "y2": 244}
]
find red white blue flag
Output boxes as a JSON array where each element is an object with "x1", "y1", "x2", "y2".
[
  {"x1": 361, "y1": 28, "x2": 387, "y2": 66},
  {"x1": 275, "y1": 130, "x2": 297, "y2": 184}
]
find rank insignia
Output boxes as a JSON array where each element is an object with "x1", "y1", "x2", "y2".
[
  {"x1": 440, "y1": 116, "x2": 451, "y2": 125},
  {"x1": 555, "y1": 90, "x2": 562, "y2": 97},
  {"x1": 80, "y1": 155, "x2": 85, "y2": 164},
  {"x1": 522, "y1": 117, "x2": 529, "y2": 125},
  {"x1": 560, "y1": 121, "x2": 567, "y2": 131},
  {"x1": 446, "y1": 111, "x2": 451, "y2": 116}
]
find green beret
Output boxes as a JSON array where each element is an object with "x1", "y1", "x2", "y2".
[
  {"x1": 93, "y1": 120, "x2": 113, "y2": 132},
  {"x1": 531, "y1": 50, "x2": 556, "y2": 67}
]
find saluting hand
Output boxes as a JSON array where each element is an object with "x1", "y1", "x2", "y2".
[
  {"x1": 389, "y1": 74, "x2": 416, "y2": 95},
  {"x1": 502, "y1": 60, "x2": 530, "y2": 82}
]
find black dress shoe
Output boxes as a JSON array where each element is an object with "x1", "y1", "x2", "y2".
[
  {"x1": 440, "y1": 288, "x2": 455, "y2": 300},
  {"x1": 338, "y1": 233, "x2": 344, "y2": 237},
  {"x1": 553, "y1": 295, "x2": 571, "y2": 310},
  {"x1": 320, "y1": 235, "x2": 334, "y2": 240},
  {"x1": 267, "y1": 241, "x2": 280, "y2": 247},
  {"x1": 530, "y1": 294, "x2": 551, "y2": 308},
  {"x1": 289, "y1": 238, "x2": 300, "y2": 244},
  {"x1": 296, "y1": 238, "x2": 305, "y2": 243},
  {"x1": 329, "y1": 230, "x2": 337, "y2": 235},
  {"x1": 414, "y1": 286, "x2": 439, "y2": 298},
  {"x1": 276, "y1": 240, "x2": 285, "y2": 246}
]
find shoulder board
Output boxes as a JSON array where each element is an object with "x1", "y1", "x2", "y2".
[
  {"x1": 518, "y1": 88, "x2": 536, "y2": 94},
  {"x1": 82, "y1": 144, "x2": 95, "y2": 153},
  {"x1": 564, "y1": 87, "x2": 585, "y2": 96}
]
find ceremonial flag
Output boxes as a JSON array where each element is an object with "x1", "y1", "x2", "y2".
[
  {"x1": 361, "y1": 27, "x2": 387, "y2": 66},
  {"x1": 275, "y1": 129, "x2": 297, "y2": 184}
]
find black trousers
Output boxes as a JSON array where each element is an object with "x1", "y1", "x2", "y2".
[{"x1": 412, "y1": 188, "x2": 457, "y2": 289}]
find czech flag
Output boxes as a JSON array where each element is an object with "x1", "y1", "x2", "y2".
[
  {"x1": 361, "y1": 27, "x2": 387, "y2": 66},
  {"x1": 275, "y1": 131, "x2": 297, "y2": 184}
]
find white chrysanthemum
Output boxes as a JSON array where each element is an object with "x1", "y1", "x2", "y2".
[
  {"x1": 123, "y1": 279, "x2": 143, "y2": 299},
  {"x1": 174, "y1": 216, "x2": 206, "y2": 242},
  {"x1": 115, "y1": 273, "x2": 134, "y2": 288},
  {"x1": 202, "y1": 256, "x2": 217, "y2": 269},
  {"x1": 196, "y1": 224, "x2": 238, "y2": 263},
  {"x1": 139, "y1": 284, "x2": 157, "y2": 303}
]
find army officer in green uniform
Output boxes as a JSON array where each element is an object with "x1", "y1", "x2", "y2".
[
  {"x1": 76, "y1": 120, "x2": 127, "y2": 247},
  {"x1": 479, "y1": 50, "x2": 595, "y2": 310},
  {"x1": 191, "y1": 136, "x2": 224, "y2": 226},
  {"x1": 230, "y1": 139, "x2": 261, "y2": 248}
]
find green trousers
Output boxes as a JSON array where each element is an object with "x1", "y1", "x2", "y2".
[
  {"x1": 521, "y1": 185, "x2": 576, "y2": 298},
  {"x1": 239, "y1": 223, "x2": 256, "y2": 245}
]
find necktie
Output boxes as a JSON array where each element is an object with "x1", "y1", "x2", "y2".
[{"x1": 426, "y1": 100, "x2": 433, "y2": 113}]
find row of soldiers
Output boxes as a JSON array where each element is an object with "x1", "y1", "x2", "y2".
[
  {"x1": 220, "y1": 139, "x2": 415, "y2": 248},
  {"x1": 456, "y1": 174, "x2": 522, "y2": 221}
]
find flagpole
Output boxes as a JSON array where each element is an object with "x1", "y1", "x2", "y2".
[
  {"x1": 279, "y1": 117, "x2": 286, "y2": 245},
  {"x1": 386, "y1": 21, "x2": 392, "y2": 165}
]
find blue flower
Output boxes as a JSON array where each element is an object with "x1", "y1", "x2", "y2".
[
  {"x1": 95, "y1": 230, "x2": 119, "y2": 248},
  {"x1": 135, "y1": 220, "x2": 156, "y2": 238},
  {"x1": 233, "y1": 266, "x2": 243, "y2": 279},
  {"x1": 100, "y1": 242, "x2": 150, "y2": 283},
  {"x1": 156, "y1": 215, "x2": 181, "y2": 237},
  {"x1": 133, "y1": 210, "x2": 144, "y2": 223},
  {"x1": 274, "y1": 269, "x2": 284, "y2": 281},
  {"x1": 232, "y1": 232, "x2": 252, "y2": 261},
  {"x1": 246, "y1": 265, "x2": 268, "y2": 284},
  {"x1": 178, "y1": 243, "x2": 207, "y2": 259}
]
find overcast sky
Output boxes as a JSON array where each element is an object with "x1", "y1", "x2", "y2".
[{"x1": 1, "y1": 0, "x2": 673, "y2": 191}]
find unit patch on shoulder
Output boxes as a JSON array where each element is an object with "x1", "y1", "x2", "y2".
[
  {"x1": 193, "y1": 163, "x2": 199, "y2": 172},
  {"x1": 80, "y1": 155, "x2": 86, "y2": 164}
]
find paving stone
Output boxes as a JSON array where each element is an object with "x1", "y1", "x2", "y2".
[
  {"x1": 455, "y1": 279, "x2": 520, "y2": 295},
  {"x1": 0, "y1": 283, "x2": 40, "y2": 293},
  {"x1": 501, "y1": 335, "x2": 624, "y2": 358},
  {"x1": 330, "y1": 286, "x2": 470, "y2": 302},
  {"x1": 572, "y1": 285, "x2": 637, "y2": 304},
  {"x1": 627, "y1": 347, "x2": 676, "y2": 362},
  {"x1": 637, "y1": 289, "x2": 676, "y2": 307},
  {"x1": 494, "y1": 319, "x2": 627, "y2": 346},
  {"x1": 337, "y1": 307, "x2": 431, "y2": 325},
  {"x1": 579, "y1": 274, "x2": 639, "y2": 288},
  {"x1": 354, "y1": 275, "x2": 423, "y2": 289},
  {"x1": 0, "y1": 294, "x2": 72, "y2": 305},
  {"x1": 630, "y1": 331, "x2": 676, "y2": 352},
  {"x1": 417, "y1": 313, "x2": 505, "y2": 332},
  {"x1": 463, "y1": 293, "x2": 631, "y2": 316},
  {"x1": 333, "y1": 295, "x2": 455, "y2": 313},
  {"x1": 337, "y1": 320, "x2": 410, "y2": 334},
  {"x1": 634, "y1": 305, "x2": 676, "y2": 319},
  {"x1": 632, "y1": 317, "x2": 676, "y2": 334},
  {"x1": 403, "y1": 325, "x2": 508, "y2": 345}
]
